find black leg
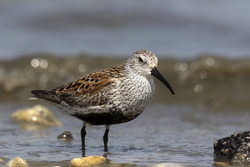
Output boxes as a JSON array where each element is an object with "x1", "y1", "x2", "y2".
[
  {"x1": 81, "y1": 122, "x2": 86, "y2": 154},
  {"x1": 103, "y1": 125, "x2": 111, "y2": 152}
]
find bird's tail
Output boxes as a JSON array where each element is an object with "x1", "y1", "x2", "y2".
[{"x1": 29, "y1": 90, "x2": 60, "y2": 104}]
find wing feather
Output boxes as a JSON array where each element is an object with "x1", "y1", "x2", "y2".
[{"x1": 34, "y1": 65, "x2": 124, "y2": 108}]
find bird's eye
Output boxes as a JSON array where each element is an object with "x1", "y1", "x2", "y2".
[{"x1": 139, "y1": 57, "x2": 143, "y2": 62}]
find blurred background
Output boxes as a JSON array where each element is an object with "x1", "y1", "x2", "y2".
[
  {"x1": 1, "y1": 1, "x2": 250, "y2": 166},
  {"x1": 0, "y1": 0, "x2": 250, "y2": 110}
]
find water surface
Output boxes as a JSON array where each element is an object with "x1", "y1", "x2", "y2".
[
  {"x1": 0, "y1": 53, "x2": 250, "y2": 166},
  {"x1": 1, "y1": 104, "x2": 249, "y2": 167}
]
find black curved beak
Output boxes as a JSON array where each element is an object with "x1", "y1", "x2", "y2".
[{"x1": 151, "y1": 67, "x2": 175, "y2": 95}]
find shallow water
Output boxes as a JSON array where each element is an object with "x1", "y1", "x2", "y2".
[
  {"x1": 1, "y1": 1, "x2": 250, "y2": 166},
  {"x1": 1, "y1": 103, "x2": 250, "y2": 167},
  {"x1": 0, "y1": 54, "x2": 250, "y2": 166}
]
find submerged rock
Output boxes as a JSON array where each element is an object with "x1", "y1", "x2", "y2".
[
  {"x1": 70, "y1": 156, "x2": 106, "y2": 167},
  {"x1": 10, "y1": 105, "x2": 62, "y2": 130},
  {"x1": 57, "y1": 131, "x2": 74, "y2": 141},
  {"x1": 214, "y1": 131, "x2": 250, "y2": 164},
  {"x1": 6, "y1": 157, "x2": 28, "y2": 167}
]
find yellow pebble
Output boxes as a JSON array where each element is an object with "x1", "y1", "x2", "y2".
[
  {"x1": 70, "y1": 156, "x2": 106, "y2": 167},
  {"x1": 6, "y1": 157, "x2": 28, "y2": 167},
  {"x1": 213, "y1": 162, "x2": 230, "y2": 166},
  {"x1": 10, "y1": 105, "x2": 62, "y2": 130}
]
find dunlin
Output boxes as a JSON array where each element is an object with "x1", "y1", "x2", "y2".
[{"x1": 29, "y1": 50, "x2": 175, "y2": 152}]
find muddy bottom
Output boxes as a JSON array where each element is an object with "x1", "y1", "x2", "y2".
[{"x1": 0, "y1": 104, "x2": 249, "y2": 167}]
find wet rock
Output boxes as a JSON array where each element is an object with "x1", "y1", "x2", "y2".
[
  {"x1": 70, "y1": 156, "x2": 106, "y2": 167},
  {"x1": 57, "y1": 131, "x2": 74, "y2": 141},
  {"x1": 10, "y1": 105, "x2": 62, "y2": 130},
  {"x1": 214, "y1": 131, "x2": 250, "y2": 164},
  {"x1": 6, "y1": 157, "x2": 28, "y2": 167}
]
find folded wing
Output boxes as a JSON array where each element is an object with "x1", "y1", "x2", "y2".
[{"x1": 31, "y1": 65, "x2": 124, "y2": 108}]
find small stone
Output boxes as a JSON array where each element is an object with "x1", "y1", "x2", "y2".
[
  {"x1": 6, "y1": 157, "x2": 28, "y2": 167},
  {"x1": 70, "y1": 156, "x2": 106, "y2": 167},
  {"x1": 57, "y1": 131, "x2": 74, "y2": 141},
  {"x1": 213, "y1": 162, "x2": 230, "y2": 166},
  {"x1": 246, "y1": 143, "x2": 250, "y2": 148},
  {"x1": 10, "y1": 105, "x2": 62, "y2": 130},
  {"x1": 242, "y1": 145, "x2": 249, "y2": 151},
  {"x1": 231, "y1": 142, "x2": 236, "y2": 148},
  {"x1": 224, "y1": 149, "x2": 229, "y2": 155},
  {"x1": 235, "y1": 153, "x2": 241, "y2": 156},
  {"x1": 242, "y1": 154, "x2": 247, "y2": 158}
]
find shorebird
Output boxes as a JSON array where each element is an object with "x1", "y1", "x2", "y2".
[{"x1": 29, "y1": 50, "x2": 175, "y2": 152}]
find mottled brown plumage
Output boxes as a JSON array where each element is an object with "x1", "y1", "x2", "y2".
[
  {"x1": 29, "y1": 50, "x2": 175, "y2": 153},
  {"x1": 56, "y1": 65, "x2": 124, "y2": 96}
]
